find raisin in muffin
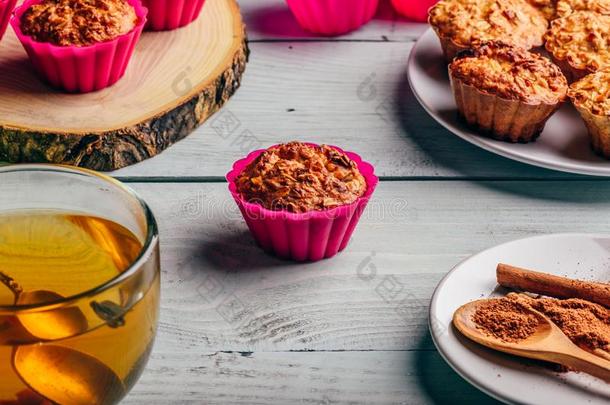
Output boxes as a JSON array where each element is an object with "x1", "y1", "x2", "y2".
[
  {"x1": 235, "y1": 142, "x2": 367, "y2": 213},
  {"x1": 21, "y1": 0, "x2": 138, "y2": 46},
  {"x1": 545, "y1": 11, "x2": 610, "y2": 82},
  {"x1": 428, "y1": 0, "x2": 548, "y2": 62},
  {"x1": 449, "y1": 42, "x2": 568, "y2": 142},
  {"x1": 568, "y1": 69, "x2": 610, "y2": 158},
  {"x1": 527, "y1": 0, "x2": 556, "y2": 19}
]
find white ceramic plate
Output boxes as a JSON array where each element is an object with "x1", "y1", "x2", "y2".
[
  {"x1": 430, "y1": 233, "x2": 610, "y2": 404},
  {"x1": 408, "y1": 29, "x2": 610, "y2": 177}
]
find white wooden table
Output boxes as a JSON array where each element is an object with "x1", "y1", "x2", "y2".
[{"x1": 119, "y1": 1, "x2": 602, "y2": 403}]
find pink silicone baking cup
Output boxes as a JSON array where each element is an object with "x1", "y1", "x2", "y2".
[
  {"x1": 0, "y1": 0, "x2": 16, "y2": 42},
  {"x1": 391, "y1": 0, "x2": 438, "y2": 22},
  {"x1": 227, "y1": 144, "x2": 379, "y2": 262},
  {"x1": 141, "y1": 0, "x2": 206, "y2": 31},
  {"x1": 10, "y1": 0, "x2": 148, "y2": 93},
  {"x1": 286, "y1": 0, "x2": 379, "y2": 36}
]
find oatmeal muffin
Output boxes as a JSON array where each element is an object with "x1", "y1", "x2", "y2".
[
  {"x1": 555, "y1": 0, "x2": 610, "y2": 17},
  {"x1": 227, "y1": 143, "x2": 377, "y2": 262},
  {"x1": 428, "y1": 0, "x2": 548, "y2": 61},
  {"x1": 11, "y1": 0, "x2": 146, "y2": 92},
  {"x1": 235, "y1": 142, "x2": 367, "y2": 213},
  {"x1": 527, "y1": 0, "x2": 610, "y2": 19},
  {"x1": 545, "y1": 11, "x2": 610, "y2": 82},
  {"x1": 449, "y1": 41, "x2": 568, "y2": 142},
  {"x1": 568, "y1": 69, "x2": 610, "y2": 158},
  {"x1": 20, "y1": 0, "x2": 138, "y2": 46}
]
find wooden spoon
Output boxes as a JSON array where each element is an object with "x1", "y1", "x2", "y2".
[{"x1": 454, "y1": 299, "x2": 610, "y2": 382}]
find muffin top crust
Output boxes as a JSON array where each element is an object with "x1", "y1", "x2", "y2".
[
  {"x1": 21, "y1": 0, "x2": 138, "y2": 47},
  {"x1": 450, "y1": 42, "x2": 568, "y2": 103},
  {"x1": 428, "y1": 0, "x2": 548, "y2": 50},
  {"x1": 235, "y1": 142, "x2": 367, "y2": 213},
  {"x1": 545, "y1": 11, "x2": 610, "y2": 73},
  {"x1": 527, "y1": 0, "x2": 610, "y2": 19},
  {"x1": 568, "y1": 69, "x2": 610, "y2": 115},
  {"x1": 555, "y1": 0, "x2": 610, "y2": 18}
]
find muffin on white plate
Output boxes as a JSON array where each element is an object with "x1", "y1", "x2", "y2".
[
  {"x1": 428, "y1": 0, "x2": 548, "y2": 62},
  {"x1": 545, "y1": 11, "x2": 610, "y2": 82},
  {"x1": 568, "y1": 69, "x2": 610, "y2": 158},
  {"x1": 527, "y1": 0, "x2": 610, "y2": 19},
  {"x1": 555, "y1": 0, "x2": 610, "y2": 18},
  {"x1": 449, "y1": 41, "x2": 568, "y2": 143}
]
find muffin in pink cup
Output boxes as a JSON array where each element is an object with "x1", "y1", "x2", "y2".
[
  {"x1": 10, "y1": 0, "x2": 148, "y2": 93},
  {"x1": 391, "y1": 0, "x2": 437, "y2": 22},
  {"x1": 0, "y1": 0, "x2": 16, "y2": 41},
  {"x1": 141, "y1": 0, "x2": 206, "y2": 31},
  {"x1": 286, "y1": 0, "x2": 380, "y2": 36},
  {"x1": 227, "y1": 142, "x2": 378, "y2": 262}
]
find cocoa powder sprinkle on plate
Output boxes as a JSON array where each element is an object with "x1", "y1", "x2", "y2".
[
  {"x1": 508, "y1": 293, "x2": 610, "y2": 352},
  {"x1": 472, "y1": 293, "x2": 610, "y2": 353}
]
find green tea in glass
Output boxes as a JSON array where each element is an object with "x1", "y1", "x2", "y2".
[{"x1": 0, "y1": 166, "x2": 160, "y2": 405}]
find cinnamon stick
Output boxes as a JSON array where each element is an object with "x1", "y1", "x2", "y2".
[{"x1": 496, "y1": 263, "x2": 610, "y2": 308}]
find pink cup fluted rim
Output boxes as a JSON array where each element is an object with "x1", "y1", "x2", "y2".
[
  {"x1": 10, "y1": 0, "x2": 148, "y2": 52},
  {"x1": 226, "y1": 143, "x2": 379, "y2": 221}
]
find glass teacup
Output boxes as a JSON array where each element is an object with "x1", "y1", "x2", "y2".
[{"x1": 0, "y1": 165, "x2": 160, "y2": 405}]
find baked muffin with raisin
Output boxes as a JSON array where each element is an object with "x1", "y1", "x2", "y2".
[
  {"x1": 527, "y1": 0, "x2": 610, "y2": 19},
  {"x1": 428, "y1": 0, "x2": 548, "y2": 61},
  {"x1": 449, "y1": 41, "x2": 568, "y2": 142},
  {"x1": 20, "y1": 0, "x2": 138, "y2": 46},
  {"x1": 235, "y1": 142, "x2": 367, "y2": 213},
  {"x1": 545, "y1": 11, "x2": 610, "y2": 82},
  {"x1": 11, "y1": 0, "x2": 146, "y2": 92},
  {"x1": 555, "y1": 0, "x2": 610, "y2": 17},
  {"x1": 568, "y1": 69, "x2": 610, "y2": 158},
  {"x1": 227, "y1": 142, "x2": 377, "y2": 262}
]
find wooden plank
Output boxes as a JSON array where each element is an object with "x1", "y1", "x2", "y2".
[
  {"x1": 128, "y1": 180, "x2": 610, "y2": 353},
  {"x1": 239, "y1": 0, "x2": 428, "y2": 42},
  {"x1": 114, "y1": 42, "x2": 575, "y2": 180},
  {"x1": 123, "y1": 351, "x2": 499, "y2": 404},
  {"x1": 118, "y1": 179, "x2": 608, "y2": 403}
]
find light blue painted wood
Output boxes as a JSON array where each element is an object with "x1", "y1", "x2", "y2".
[
  {"x1": 122, "y1": 180, "x2": 609, "y2": 403},
  {"x1": 115, "y1": 2, "x2": 597, "y2": 403},
  {"x1": 114, "y1": 22, "x2": 576, "y2": 180}
]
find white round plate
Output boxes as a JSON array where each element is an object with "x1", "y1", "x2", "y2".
[
  {"x1": 430, "y1": 233, "x2": 610, "y2": 404},
  {"x1": 408, "y1": 29, "x2": 610, "y2": 177}
]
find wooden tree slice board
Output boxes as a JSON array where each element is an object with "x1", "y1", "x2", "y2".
[{"x1": 0, "y1": 0, "x2": 248, "y2": 171}]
